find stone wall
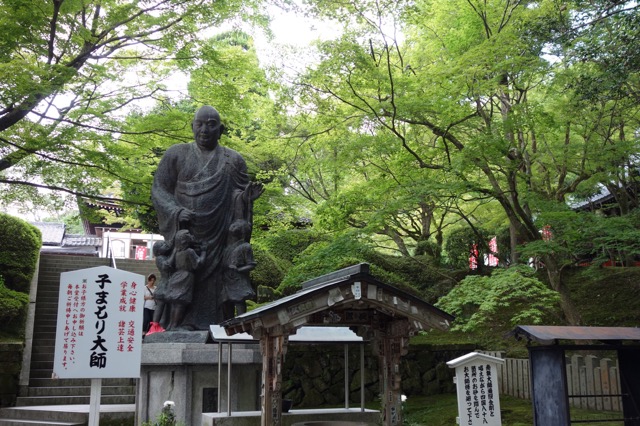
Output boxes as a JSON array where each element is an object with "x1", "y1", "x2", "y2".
[
  {"x1": 282, "y1": 343, "x2": 475, "y2": 408},
  {"x1": 0, "y1": 343, "x2": 22, "y2": 408}
]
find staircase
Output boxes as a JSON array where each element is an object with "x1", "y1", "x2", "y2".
[{"x1": 0, "y1": 254, "x2": 159, "y2": 425}]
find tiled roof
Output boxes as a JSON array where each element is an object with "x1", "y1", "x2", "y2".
[
  {"x1": 31, "y1": 222, "x2": 65, "y2": 246},
  {"x1": 63, "y1": 234, "x2": 102, "y2": 247}
]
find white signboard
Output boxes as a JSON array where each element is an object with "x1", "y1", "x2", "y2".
[
  {"x1": 53, "y1": 266, "x2": 145, "y2": 378},
  {"x1": 447, "y1": 352, "x2": 504, "y2": 426}
]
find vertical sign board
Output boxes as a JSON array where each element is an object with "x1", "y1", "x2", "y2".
[
  {"x1": 447, "y1": 352, "x2": 505, "y2": 426},
  {"x1": 53, "y1": 266, "x2": 145, "y2": 378}
]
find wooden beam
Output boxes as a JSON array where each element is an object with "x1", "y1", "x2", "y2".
[
  {"x1": 260, "y1": 332, "x2": 288, "y2": 426},
  {"x1": 374, "y1": 319, "x2": 410, "y2": 426}
]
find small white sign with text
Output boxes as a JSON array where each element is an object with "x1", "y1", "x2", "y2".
[
  {"x1": 448, "y1": 352, "x2": 505, "y2": 426},
  {"x1": 53, "y1": 266, "x2": 145, "y2": 378}
]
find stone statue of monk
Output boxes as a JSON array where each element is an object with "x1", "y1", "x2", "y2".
[{"x1": 151, "y1": 105, "x2": 263, "y2": 330}]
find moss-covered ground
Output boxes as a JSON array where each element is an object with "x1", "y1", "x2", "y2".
[{"x1": 403, "y1": 393, "x2": 625, "y2": 426}]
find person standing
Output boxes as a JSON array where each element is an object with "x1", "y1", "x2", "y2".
[{"x1": 143, "y1": 274, "x2": 157, "y2": 333}]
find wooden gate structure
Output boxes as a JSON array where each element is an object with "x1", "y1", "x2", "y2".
[
  {"x1": 512, "y1": 325, "x2": 640, "y2": 426},
  {"x1": 221, "y1": 263, "x2": 454, "y2": 426}
]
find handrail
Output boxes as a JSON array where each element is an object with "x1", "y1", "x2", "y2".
[{"x1": 106, "y1": 234, "x2": 118, "y2": 269}]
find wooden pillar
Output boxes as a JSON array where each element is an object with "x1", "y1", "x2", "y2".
[
  {"x1": 618, "y1": 348, "x2": 640, "y2": 426},
  {"x1": 529, "y1": 347, "x2": 569, "y2": 426},
  {"x1": 373, "y1": 319, "x2": 410, "y2": 426},
  {"x1": 260, "y1": 331, "x2": 288, "y2": 426}
]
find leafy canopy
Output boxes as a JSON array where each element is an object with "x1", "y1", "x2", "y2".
[{"x1": 436, "y1": 266, "x2": 561, "y2": 333}]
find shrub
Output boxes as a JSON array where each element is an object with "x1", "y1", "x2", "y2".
[
  {"x1": 251, "y1": 247, "x2": 288, "y2": 290},
  {"x1": 0, "y1": 276, "x2": 29, "y2": 334},
  {"x1": 257, "y1": 228, "x2": 322, "y2": 263},
  {"x1": 0, "y1": 213, "x2": 41, "y2": 293},
  {"x1": 276, "y1": 233, "x2": 379, "y2": 295},
  {"x1": 436, "y1": 266, "x2": 562, "y2": 333}
]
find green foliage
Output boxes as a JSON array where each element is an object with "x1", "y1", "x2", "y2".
[
  {"x1": 0, "y1": 212, "x2": 41, "y2": 292},
  {"x1": 276, "y1": 233, "x2": 374, "y2": 295},
  {"x1": 275, "y1": 231, "x2": 459, "y2": 301},
  {"x1": 0, "y1": 0, "x2": 267, "y2": 216},
  {"x1": 565, "y1": 267, "x2": 640, "y2": 327},
  {"x1": 521, "y1": 210, "x2": 640, "y2": 268},
  {"x1": 0, "y1": 276, "x2": 29, "y2": 335},
  {"x1": 141, "y1": 401, "x2": 183, "y2": 426},
  {"x1": 43, "y1": 211, "x2": 84, "y2": 234},
  {"x1": 257, "y1": 228, "x2": 322, "y2": 264},
  {"x1": 364, "y1": 254, "x2": 460, "y2": 304},
  {"x1": 436, "y1": 266, "x2": 561, "y2": 333},
  {"x1": 251, "y1": 246, "x2": 288, "y2": 290},
  {"x1": 283, "y1": 0, "x2": 640, "y2": 324},
  {"x1": 443, "y1": 225, "x2": 509, "y2": 270},
  {"x1": 403, "y1": 393, "x2": 537, "y2": 426},
  {"x1": 444, "y1": 227, "x2": 483, "y2": 269}
]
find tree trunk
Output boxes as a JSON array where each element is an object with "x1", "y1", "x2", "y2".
[{"x1": 542, "y1": 255, "x2": 582, "y2": 325}]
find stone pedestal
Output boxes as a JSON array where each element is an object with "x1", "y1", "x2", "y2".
[{"x1": 137, "y1": 341, "x2": 262, "y2": 426}]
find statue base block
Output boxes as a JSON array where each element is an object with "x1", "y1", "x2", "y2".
[
  {"x1": 137, "y1": 341, "x2": 261, "y2": 425},
  {"x1": 144, "y1": 330, "x2": 212, "y2": 344}
]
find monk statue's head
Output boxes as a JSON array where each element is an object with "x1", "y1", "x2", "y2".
[{"x1": 192, "y1": 105, "x2": 225, "y2": 150}]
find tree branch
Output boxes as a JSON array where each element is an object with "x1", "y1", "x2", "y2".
[{"x1": 0, "y1": 179, "x2": 150, "y2": 207}]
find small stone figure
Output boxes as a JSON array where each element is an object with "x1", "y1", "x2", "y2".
[
  {"x1": 221, "y1": 219, "x2": 257, "y2": 318},
  {"x1": 165, "y1": 229, "x2": 206, "y2": 330},
  {"x1": 146, "y1": 240, "x2": 173, "y2": 335}
]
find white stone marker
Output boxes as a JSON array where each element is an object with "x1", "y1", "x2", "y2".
[{"x1": 447, "y1": 352, "x2": 505, "y2": 426}]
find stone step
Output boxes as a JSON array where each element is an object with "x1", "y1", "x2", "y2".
[
  {"x1": 0, "y1": 417, "x2": 83, "y2": 426},
  {"x1": 16, "y1": 395, "x2": 135, "y2": 406},
  {"x1": 0, "y1": 404, "x2": 135, "y2": 425},
  {"x1": 33, "y1": 313, "x2": 58, "y2": 321},
  {"x1": 0, "y1": 407, "x2": 86, "y2": 423},
  {"x1": 29, "y1": 340, "x2": 55, "y2": 349},
  {"x1": 31, "y1": 348, "x2": 55, "y2": 363},
  {"x1": 27, "y1": 369, "x2": 54, "y2": 380},
  {"x1": 28, "y1": 361, "x2": 53, "y2": 371},
  {"x1": 30, "y1": 340, "x2": 55, "y2": 349},
  {"x1": 30, "y1": 325, "x2": 57, "y2": 334},
  {"x1": 27, "y1": 386, "x2": 135, "y2": 397},
  {"x1": 33, "y1": 297, "x2": 60, "y2": 306},
  {"x1": 33, "y1": 305, "x2": 59, "y2": 312},
  {"x1": 34, "y1": 286, "x2": 59, "y2": 292},
  {"x1": 31, "y1": 322, "x2": 57, "y2": 330},
  {"x1": 32, "y1": 309, "x2": 59, "y2": 317},
  {"x1": 28, "y1": 378, "x2": 135, "y2": 388}
]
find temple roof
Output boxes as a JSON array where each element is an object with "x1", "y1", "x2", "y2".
[
  {"x1": 511, "y1": 325, "x2": 640, "y2": 345},
  {"x1": 221, "y1": 263, "x2": 454, "y2": 338}
]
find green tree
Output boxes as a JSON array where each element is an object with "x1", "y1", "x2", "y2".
[
  {"x1": 436, "y1": 266, "x2": 562, "y2": 334},
  {"x1": 282, "y1": 0, "x2": 640, "y2": 324},
  {"x1": 93, "y1": 31, "x2": 281, "y2": 231},
  {"x1": 0, "y1": 0, "x2": 266, "y2": 212}
]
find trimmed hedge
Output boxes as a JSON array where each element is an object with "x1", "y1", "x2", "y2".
[
  {"x1": 0, "y1": 213, "x2": 41, "y2": 293},
  {"x1": 0, "y1": 276, "x2": 29, "y2": 332}
]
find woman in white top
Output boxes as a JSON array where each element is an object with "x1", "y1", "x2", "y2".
[{"x1": 143, "y1": 274, "x2": 157, "y2": 333}]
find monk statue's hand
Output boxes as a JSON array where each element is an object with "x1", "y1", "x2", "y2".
[
  {"x1": 246, "y1": 181, "x2": 264, "y2": 202},
  {"x1": 178, "y1": 209, "x2": 195, "y2": 223}
]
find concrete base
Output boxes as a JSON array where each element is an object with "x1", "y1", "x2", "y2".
[
  {"x1": 144, "y1": 330, "x2": 212, "y2": 344},
  {"x1": 137, "y1": 342, "x2": 262, "y2": 426},
  {"x1": 0, "y1": 404, "x2": 135, "y2": 425},
  {"x1": 202, "y1": 408, "x2": 381, "y2": 426}
]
